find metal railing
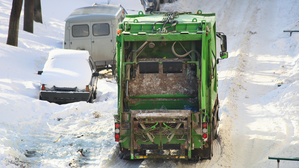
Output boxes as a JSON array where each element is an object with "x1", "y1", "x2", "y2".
[
  {"x1": 268, "y1": 157, "x2": 299, "y2": 168},
  {"x1": 283, "y1": 30, "x2": 299, "y2": 36}
]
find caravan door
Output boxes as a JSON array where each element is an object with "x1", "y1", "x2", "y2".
[
  {"x1": 91, "y1": 21, "x2": 113, "y2": 65},
  {"x1": 69, "y1": 23, "x2": 92, "y2": 52}
]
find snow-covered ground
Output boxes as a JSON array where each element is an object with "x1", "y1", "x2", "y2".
[{"x1": 0, "y1": 0, "x2": 298, "y2": 167}]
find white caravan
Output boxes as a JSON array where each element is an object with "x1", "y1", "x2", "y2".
[{"x1": 64, "y1": 4, "x2": 126, "y2": 69}]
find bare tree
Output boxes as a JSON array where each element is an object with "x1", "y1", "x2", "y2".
[
  {"x1": 24, "y1": 0, "x2": 34, "y2": 33},
  {"x1": 6, "y1": 0, "x2": 24, "y2": 46},
  {"x1": 34, "y1": 0, "x2": 42, "y2": 23}
]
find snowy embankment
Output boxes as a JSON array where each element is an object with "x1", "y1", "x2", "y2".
[
  {"x1": 0, "y1": 0, "x2": 126, "y2": 167},
  {"x1": 0, "y1": 0, "x2": 298, "y2": 167}
]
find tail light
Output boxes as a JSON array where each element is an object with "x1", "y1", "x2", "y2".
[
  {"x1": 86, "y1": 85, "x2": 89, "y2": 92},
  {"x1": 202, "y1": 123, "x2": 208, "y2": 141},
  {"x1": 115, "y1": 123, "x2": 120, "y2": 142},
  {"x1": 115, "y1": 136, "x2": 119, "y2": 142},
  {"x1": 41, "y1": 84, "x2": 45, "y2": 90}
]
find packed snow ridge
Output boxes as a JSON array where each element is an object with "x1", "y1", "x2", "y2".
[{"x1": 0, "y1": 0, "x2": 298, "y2": 167}]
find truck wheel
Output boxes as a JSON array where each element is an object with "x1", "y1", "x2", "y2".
[
  {"x1": 156, "y1": 1, "x2": 160, "y2": 11},
  {"x1": 213, "y1": 101, "x2": 220, "y2": 139},
  {"x1": 189, "y1": 149, "x2": 200, "y2": 161},
  {"x1": 119, "y1": 148, "x2": 131, "y2": 160},
  {"x1": 93, "y1": 88, "x2": 97, "y2": 99},
  {"x1": 214, "y1": 113, "x2": 219, "y2": 139},
  {"x1": 112, "y1": 53, "x2": 116, "y2": 76},
  {"x1": 213, "y1": 110, "x2": 218, "y2": 139},
  {"x1": 209, "y1": 122, "x2": 214, "y2": 159},
  {"x1": 88, "y1": 93, "x2": 94, "y2": 103},
  {"x1": 112, "y1": 64, "x2": 115, "y2": 76}
]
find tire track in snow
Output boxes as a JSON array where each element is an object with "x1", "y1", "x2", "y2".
[
  {"x1": 220, "y1": 1, "x2": 260, "y2": 166},
  {"x1": 212, "y1": 0, "x2": 258, "y2": 166}
]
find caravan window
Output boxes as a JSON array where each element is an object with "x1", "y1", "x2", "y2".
[
  {"x1": 72, "y1": 24, "x2": 89, "y2": 37},
  {"x1": 93, "y1": 23, "x2": 110, "y2": 36}
]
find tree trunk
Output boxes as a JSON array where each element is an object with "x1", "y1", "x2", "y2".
[
  {"x1": 6, "y1": 0, "x2": 23, "y2": 46},
  {"x1": 34, "y1": 0, "x2": 42, "y2": 23},
  {"x1": 24, "y1": 0, "x2": 34, "y2": 33}
]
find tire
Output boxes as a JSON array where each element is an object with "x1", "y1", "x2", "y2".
[
  {"x1": 189, "y1": 149, "x2": 200, "y2": 162},
  {"x1": 112, "y1": 64, "x2": 115, "y2": 76},
  {"x1": 119, "y1": 148, "x2": 131, "y2": 160},
  {"x1": 156, "y1": 0, "x2": 160, "y2": 11},
  {"x1": 112, "y1": 53, "x2": 116, "y2": 76},
  {"x1": 93, "y1": 88, "x2": 97, "y2": 99},
  {"x1": 214, "y1": 111, "x2": 219, "y2": 139},
  {"x1": 213, "y1": 98, "x2": 220, "y2": 139},
  {"x1": 205, "y1": 122, "x2": 214, "y2": 160},
  {"x1": 39, "y1": 94, "x2": 42, "y2": 100},
  {"x1": 88, "y1": 92, "x2": 94, "y2": 103}
]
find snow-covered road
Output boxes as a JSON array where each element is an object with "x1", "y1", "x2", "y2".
[{"x1": 0, "y1": 0, "x2": 299, "y2": 167}]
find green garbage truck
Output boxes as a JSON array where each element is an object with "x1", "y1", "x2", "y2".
[{"x1": 114, "y1": 11, "x2": 228, "y2": 160}]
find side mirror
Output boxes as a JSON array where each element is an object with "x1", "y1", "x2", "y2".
[
  {"x1": 37, "y1": 71, "x2": 43, "y2": 75},
  {"x1": 92, "y1": 72, "x2": 100, "y2": 77},
  {"x1": 220, "y1": 34, "x2": 227, "y2": 52},
  {"x1": 216, "y1": 32, "x2": 228, "y2": 52},
  {"x1": 220, "y1": 52, "x2": 228, "y2": 59}
]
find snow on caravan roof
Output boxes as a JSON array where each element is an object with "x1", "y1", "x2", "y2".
[{"x1": 65, "y1": 4, "x2": 123, "y2": 22}]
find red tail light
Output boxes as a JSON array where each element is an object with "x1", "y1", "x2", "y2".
[
  {"x1": 86, "y1": 85, "x2": 89, "y2": 92},
  {"x1": 203, "y1": 123, "x2": 207, "y2": 128},
  {"x1": 203, "y1": 133, "x2": 208, "y2": 139},
  {"x1": 41, "y1": 84, "x2": 45, "y2": 90},
  {"x1": 115, "y1": 122, "x2": 120, "y2": 141}
]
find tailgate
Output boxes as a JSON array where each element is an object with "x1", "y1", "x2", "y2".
[{"x1": 130, "y1": 110, "x2": 192, "y2": 156}]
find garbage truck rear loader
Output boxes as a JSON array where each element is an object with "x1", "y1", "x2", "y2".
[{"x1": 114, "y1": 11, "x2": 228, "y2": 160}]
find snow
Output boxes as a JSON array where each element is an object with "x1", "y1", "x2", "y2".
[
  {"x1": 41, "y1": 49, "x2": 91, "y2": 89},
  {"x1": 0, "y1": 0, "x2": 298, "y2": 168}
]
